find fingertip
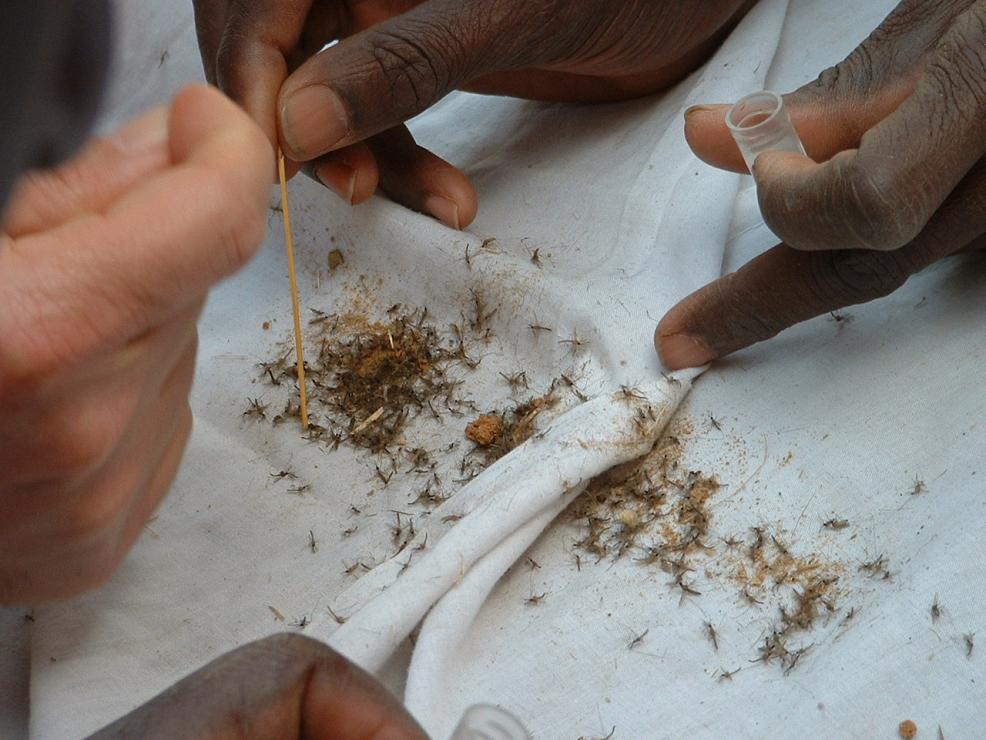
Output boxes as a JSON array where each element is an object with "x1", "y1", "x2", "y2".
[
  {"x1": 278, "y1": 83, "x2": 351, "y2": 161},
  {"x1": 434, "y1": 176, "x2": 478, "y2": 230},
  {"x1": 683, "y1": 104, "x2": 746, "y2": 172},
  {"x1": 655, "y1": 322, "x2": 717, "y2": 371},
  {"x1": 313, "y1": 143, "x2": 379, "y2": 205}
]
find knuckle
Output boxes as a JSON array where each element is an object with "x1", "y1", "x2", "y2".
[
  {"x1": 811, "y1": 249, "x2": 911, "y2": 305},
  {"x1": 60, "y1": 490, "x2": 128, "y2": 553},
  {"x1": 838, "y1": 156, "x2": 925, "y2": 250},
  {"x1": 44, "y1": 392, "x2": 137, "y2": 480},
  {"x1": 363, "y1": 25, "x2": 459, "y2": 113},
  {"x1": 928, "y1": 10, "x2": 986, "y2": 109},
  {"x1": 714, "y1": 277, "x2": 790, "y2": 347}
]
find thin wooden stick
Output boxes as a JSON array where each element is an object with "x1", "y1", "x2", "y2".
[{"x1": 277, "y1": 149, "x2": 309, "y2": 430}]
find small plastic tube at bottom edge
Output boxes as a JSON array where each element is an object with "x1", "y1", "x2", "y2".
[{"x1": 449, "y1": 704, "x2": 530, "y2": 740}]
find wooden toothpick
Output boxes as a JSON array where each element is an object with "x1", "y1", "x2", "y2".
[{"x1": 277, "y1": 149, "x2": 309, "y2": 430}]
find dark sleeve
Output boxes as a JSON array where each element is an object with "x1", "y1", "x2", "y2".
[{"x1": 0, "y1": 0, "x2": 111, "y2": 216}]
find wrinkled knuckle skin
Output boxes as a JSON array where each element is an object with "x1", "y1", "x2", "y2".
[
  {"x1": 838, "y1": 156, "x2": 924, "y2": 251},
  {"x1": 214, "y1": 26, "x2": 250, "y2": 94},
  {"x1": 708, "y1": 275, "x2": 790, "y2": 352},
  {"x1": 40, "y1": 388, "x2": 137, "y2": 481},
  {"x1": 811, "y1": 249, "x2": 911, "y2": 306},
  {"x1": 931, "y1": 8, "x2": 986, "y2": 110},
  {"x1": 361, "y1": 26, "x2": 457, "y2": 117}
]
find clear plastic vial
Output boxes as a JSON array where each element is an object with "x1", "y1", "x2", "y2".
[
  {"x1": 726, "y1": 91, "x2": 806, "y2": 173},
  {"x1": 449, "y1": 704, "x2": 530, "y2": 740}
]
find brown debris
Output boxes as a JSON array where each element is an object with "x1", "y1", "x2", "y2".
[
  {"x1": 466, "y1": 391, "x2": 560, "y2": 466},
  {"x1": 328, "y1": 249, "x2": 345, "y2": 271},
  {"x1": 899, "y1": 720, "x2": 917, "y2": 739},
  {"x1": 466, "y1": 415, "x2": 504, "y2": 447},
  {"x1": 258, "y1": 305, "x2": 483, "y2": 453}
]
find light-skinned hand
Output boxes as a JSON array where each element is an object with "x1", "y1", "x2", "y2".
[{"x1": 0, "y1": 85, "x2": 272, "y2": 603}]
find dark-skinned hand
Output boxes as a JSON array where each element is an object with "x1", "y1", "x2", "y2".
[
  {"x1": 89, "y1": 634, "x2": 428, "y2": 739},
  {"x1": 193, "y1": 0, "x2": 757, "y2": 228},
  {"x1": 657, "y1": 0, "x2": 986, "y2": 369}
]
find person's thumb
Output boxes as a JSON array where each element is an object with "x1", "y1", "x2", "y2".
[{"x1": 277, "y1": 0, "x2": 568, "y2": 161}]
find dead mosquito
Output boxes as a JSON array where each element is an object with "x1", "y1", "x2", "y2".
[
  {"x1": 558, "y1": 329, "x2": 587, "y2": 354},
  {"x1": 500, "y1": 370, "x2": 529, "y2": 390},
  {"x1": 308, "y1": 529, "x2": 318, "y2": 553},
  {"x1": 618, "y1": 385, "x2": 646, "y2": 403},
  {"x1": 243, "y1": 398, "x2": 268, "y2": 420},
  {"x1": 822, "y1": 518, "x2": 850, "y2": 531},
  {"x1": 717, "y1": 667, "x2": 742, "y2": 682},
  {"x1": 628, "y1": 628, "x2": 649, "y2": 650},
  {"x1": 704, "y1": 621, "x2": 720, "y2": 651},
  {"x1": 375, "y1": 465, "x2": 393, "y2": 485},
  {"x1": 741, "y1": 587, "x2": 764, "y2": 606},
  {"x1": 828, "y1": 310, "x2": 854, "y2": 325},
  {"x1": 525, "y1": 592, "x2": 547, "y2": 606},
  {"x1": 343, "y1": 561, "x2": 369, "y2": 577},
  {"x1": 659, "y1": 371, "x2": 681, "y2": 386}
]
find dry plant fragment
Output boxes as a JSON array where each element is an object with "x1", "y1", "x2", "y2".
[{"x1": 898, "y1": 719, "x2": 917, "y2": 739}]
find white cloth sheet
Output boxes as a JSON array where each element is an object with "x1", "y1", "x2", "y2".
[{"x1": 5, "y1": 0, "x2": 985, "y2": 737}]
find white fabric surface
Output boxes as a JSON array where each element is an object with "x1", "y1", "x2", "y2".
[{"x1": 12, "y1": 0, "x2": 986, "y2": 737}]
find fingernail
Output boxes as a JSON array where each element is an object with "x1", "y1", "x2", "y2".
[
  {"x1": 684, "y1": 104, "x2": 718, "y2": 120},
  {"x1": 658, "y1": 333, "x2": 716, "y2": 370},
  {"x1": 111, "y1": 107, "x2": 169, "y2": 153},
  {"x1": 281, "y1": 85, "x2": 349, "y2": 159},
  {"x1": 424, "y1": 195, "x2": 461, "y2": 230},
  {"x1": 316, "y1": 162, "x2": 358, "y2": 205}
]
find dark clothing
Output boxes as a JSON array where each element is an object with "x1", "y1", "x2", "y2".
[{"x1": 0, "y1": 0, "x2": 111, "y2": 215}]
